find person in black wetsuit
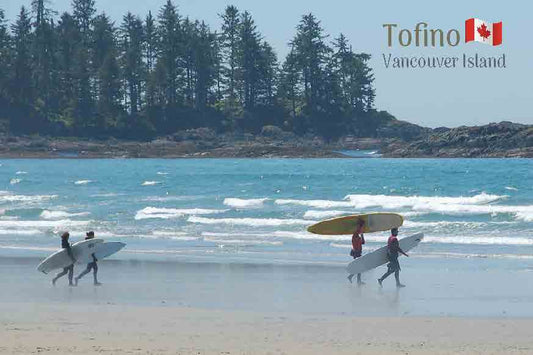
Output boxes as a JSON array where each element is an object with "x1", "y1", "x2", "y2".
[
  {"x1": 378, "y1": 228, "x2": 408, "y2": 288},
  {"x1": 74, "y1": 231, "x2": 101, "y2": 286},
  {"x1": 52, "y1": 232, "x2": 75, "y2": 286}
]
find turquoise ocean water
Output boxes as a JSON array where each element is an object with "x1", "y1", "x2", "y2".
[
  {"x1": 1, "y1": 157, "x2": 533, "y2": 317},
  {"x1": 0, "y1": 157, "x2": 531, "y2": 265}
]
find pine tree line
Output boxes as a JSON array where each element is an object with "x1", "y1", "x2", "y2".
[{"x1": 0, "y1": 1, "x2": 381, "y2": 140}]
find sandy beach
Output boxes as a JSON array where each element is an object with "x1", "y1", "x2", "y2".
[
  {"x1": 1, "y1": 255, "x2": 533, "y2": 354},
  {"x1": 2, "y1": 302, "x2": 533, "y2": 354}
]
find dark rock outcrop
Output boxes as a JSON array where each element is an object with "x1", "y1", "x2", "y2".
[{"x1": 382, "y1": 121, "x2": 532, "y2": 158}]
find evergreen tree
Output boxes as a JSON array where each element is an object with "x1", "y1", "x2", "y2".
[
  {"x1": 120, "y1": 12, "x2": 144, "y2": 115},
  {"x1": 237, "y1": 11, "x2": 262, "y2": 110},
  {"x1": 0, "y1": 9, "x2": 11, "y2": 110},
  {"x1": 220, "y1": 5, "x2": 240, "y2": 103},
  {"x1": 10, "y1": 7, "x2": 33, "y2": 109},
  {"x1": 0, "y1": 4, "x2": 379, "y2": 139},
  {"x1": 289, "y1": 13, "x2": 330, "y2": 116},
  {"x1": 31, "y1": 0, "x2": 57, "y2": 122},
  {"x1": 93, "y1": 14, "x2": 121, "y2": 131},
  {"x1": 56, "y1": 12, "x2": 80, "y2": 126},
  {"x1": 157, "y1": 0, "x2": 183, "y2": 109}
]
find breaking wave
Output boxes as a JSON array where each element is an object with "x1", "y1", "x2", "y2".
[
  {"x1": 223, "y1": 198, "x2": 268, "y2": 209},
  {"x1": 188, "y1": 216, "x2": 315, "y2": 227},
  {"x1": 135, "y1": 207, "x2": 226, "y2": 220},
  {"x1": 141, "y1": 181, "x2": 161, "y2": 186},
  {"x1": 40, "y1": 210, "x2": 90, "y2": 220}
]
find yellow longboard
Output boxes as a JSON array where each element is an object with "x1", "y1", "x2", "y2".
[{"x1": 307, "y1": 212, "x2": 403, "y2": 235}]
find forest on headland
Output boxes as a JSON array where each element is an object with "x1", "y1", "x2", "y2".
[{"x1": 0, "y1": 0, "x2": 394, "y2": 141}]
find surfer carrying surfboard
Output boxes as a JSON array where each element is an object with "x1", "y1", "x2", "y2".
[
  {"x1": 74, "y1": 231, "x2": 101, "y2": 286},
  {"x1": 347, "y1": 220, "x2": 366, "y2": 285},
  {"x1": 52, "y1": 232, "x2": 76, "y2": 286},
  {"x1": 378, "y1": 228, "x2": 408, "y2": 288}
]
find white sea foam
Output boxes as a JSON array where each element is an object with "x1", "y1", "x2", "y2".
[
  {"x1": 204, "y1": 237, "x2": 283, "y2": 246},
  {"x1": 505, "y1": 186, "x2": 518, "y2": 191},
  {"x1": 277, "y1": 193, "x2": 506, "y2": 210},
  {"x1": 189, "y1": 216, "x2": 315, "y2": 227},
  {"x1": 402, "y1": 220, "x2": 487, "y2": 228},
  {"x1": 74, "y1": 180, "x2": 92, "y2": 185},
  {"x1": 0, "y1": 219, "x2": 90, "y2": 228},
  {"x1": 141, "y1": 195, "x2": 194, "y2": 202},
  {"x1": 515, "y1": 211, "x2": 533, "y2": 222},
  {"x1": 332, "y1": 235, "x2": 533, "y2": 246},
  {"x1": 280, "y1": 193, "x2": 531, "y2": 221},
  {"x1": 40, "y1": 210, "x2": 90, "y2": 220},
  {"x1": 0, "y1": 245, "x2": 56, "y2": 252},
  {"x1": 10, "y1": 178, "x2": 21, "y2": 185},
  {"x1": 15, "y1": 171, "x2": 27, "y2": 175},
  {"x1": 156, "y1": 172, "x2": 169, "y2": 175},
  {"x1": 201, "y1": 231, "x2": 346, "y2": 241},
  {"x1": 223, "y1": 198, "x2": 268, "y2": 209},
  {"x1": 0, "y1": 193, "x2": 57, "y2": 203},
  {"x1": 91, "y1": 193, "x2": 120, "y2": 197},
  {"x1": 423, "y1": 236, "x2": 533, "y2": 246},
  {"x1": 303, "y1": 210, "x2": 355, "y2": 219},
  {"x1": 275, "y1": 199, "x2": 353, "y2": 208},
  {"x1": 135, "y1": 207, "x2": 226, "y2": 220},
  {"x1": 142, "y1": 181, "x2": 161, "y2": 186},
  {"x1": 409, "y1": 203, "x2": 533, "y2": 221},
  {"x1": 0, "y1": 229, "x2": 42, "y2": 235},
  {"x1": 343, "y1": 192, "x2": 506, "y2": 209}
]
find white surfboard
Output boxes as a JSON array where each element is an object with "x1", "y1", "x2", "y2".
[
  {"x1": 346, "y1": 233, "x2": 424, "y2": 275},
  {"x1": 37, "y1": 239, "x2": 104, "y2": 274},
  {"x1": 75, "y1": 241, "x2": 126, "y2": 264}
]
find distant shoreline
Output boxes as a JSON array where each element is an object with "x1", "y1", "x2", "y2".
[{"x1": 0, "y1": 121, "x2": 531, "y2": 159}]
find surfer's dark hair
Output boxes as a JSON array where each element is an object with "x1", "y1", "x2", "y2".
[
  {"x1": 86, "y1": 231, "x2": 94, "y2": 237},
  {"x1": 391, "y1": 228, "x2": 398, "y2": 235},
  {"x1": 61, "y1": 232, "x2": 70, "y2": 239}
]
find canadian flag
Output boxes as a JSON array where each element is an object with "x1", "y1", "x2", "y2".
[{"x1": 465, "y1": 18, "x2": 502, "y2": 46}]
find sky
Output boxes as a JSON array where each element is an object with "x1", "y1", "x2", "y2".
[{"x1": 3, "y1": 0, "x2": 532, "y2": 128}]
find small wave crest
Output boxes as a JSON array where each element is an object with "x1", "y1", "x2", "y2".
[
  {"x1": 223, "y1": 198, "x2": 268, "y2": 209},
  {"x1": 0, "y1": 193, "x2": 57, "y2": 203},
  {"x1": 74, "y1": 180, "x2": 92, "y2": 185},
  {"x1": 40, "y1": 210, "x2": 90, "y2": 220},
  {"x1": 142, "y1": 181, "x2": 161, "y2": 186},
  {"x1": 0, "y1": 219, "x2": 90, "y2": 228},
  {"x1": 188, "y1": 216, "x2": 315, "y2": 227},
  {"x1": 135, "y1": 207, "x2": 226, "y2": 220}
]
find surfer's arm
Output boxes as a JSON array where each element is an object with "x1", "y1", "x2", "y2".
[
  {"x1": 398, "y1": 247, "x2": 408, "y2": 257},
  {"x1": 91, "y1": 253, "x2": 97, "y2": 262},
  {"x1": 361, "y1": 234, "x2": 365, "y2": 245}
]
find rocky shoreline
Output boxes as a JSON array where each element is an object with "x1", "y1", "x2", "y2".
[{"x1": 0, "y1": 122, "x2": 530, "y2": 159}]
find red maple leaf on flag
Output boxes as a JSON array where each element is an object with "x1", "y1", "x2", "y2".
[{"x1": 477, "y1": 24, "x2": 491, "y2": 39}]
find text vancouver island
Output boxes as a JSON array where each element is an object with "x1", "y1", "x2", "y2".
[{"x1": 383, "y1": 53, "x2": 506, "y2": 69}]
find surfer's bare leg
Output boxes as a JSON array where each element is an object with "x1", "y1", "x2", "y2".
[
  {"x1": 347, "y1": 274, "x2": 354, "y2": 283},
  {"x1": 357, "y1": 273, "x2": 364, "y2": 285},
  {"x1": 75, "y1": 263, "x2": 92, "y2": 285},
  {"x1": 52, "y1": 267, "x2": 68, "y2": 286},
  {"x1": 67, "y1": 265, "x2": 74, "y2": 286},
  {"x1": 93, "y1": 263, "x2": 101, "y2": 285},
  {"x1": 395, "y1": 270, "x2": 405, "y2": 287},
  {"x1": 378, "y1": 269, "x2": 394, "y2": 285}
]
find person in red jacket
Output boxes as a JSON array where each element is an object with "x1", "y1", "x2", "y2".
[
  {"x1": 379, "y1": 228, "x2": 408, "y2": 288},
  {"x1": 347, "y1": 220, "x2": 365, "y2": 284}
]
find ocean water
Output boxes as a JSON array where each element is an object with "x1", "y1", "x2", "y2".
[
  {"x1": 0, "y1": 158, "x2": 531, "y2": 265},
  {"x1": 1, "y1": 158, "x2": 533, "y2": 317}
]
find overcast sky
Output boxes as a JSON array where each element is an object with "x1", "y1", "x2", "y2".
[{"x1": 3, "y1": 0, "x2": 532, "y2": 128}]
